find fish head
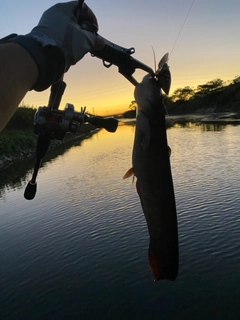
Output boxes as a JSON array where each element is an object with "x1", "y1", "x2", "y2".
[
  {"x1": 134, "y1": 74, "x2": 162, "y2": 117},
  {"x1": 134, "y1": 53, "x2": 171, "y2": 117}
]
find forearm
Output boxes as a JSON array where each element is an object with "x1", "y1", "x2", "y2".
[{"x1": 0, "y1": 43, "x2": 38, "y2": 131}]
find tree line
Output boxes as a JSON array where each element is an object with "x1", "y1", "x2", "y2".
[{"x1": 123, "y1": 76, "x2": 240, "y2": 117}]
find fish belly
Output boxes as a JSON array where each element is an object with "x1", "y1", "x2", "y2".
[{"x1": 133, "y1": 110, "x2": 178, "y2": 281}]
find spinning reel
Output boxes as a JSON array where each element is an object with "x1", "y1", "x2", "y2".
[{"x1": 24, "y1": 79, "x2": 118, "y2": 200}]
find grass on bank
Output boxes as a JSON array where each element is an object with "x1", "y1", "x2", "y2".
[
  {"x1": 0, "y1": 129, "x2": 37, "y2": 155},
  {"x1": 0, "y1": 106, "x2": 96, "y2": 156},
  {"x1": 0, "y1": 107, "x2": 37, "y2": 155}
]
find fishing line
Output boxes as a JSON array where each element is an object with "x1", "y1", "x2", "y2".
[{"x1": 170, "y1": 0, "x2": 196, "y2": 57}]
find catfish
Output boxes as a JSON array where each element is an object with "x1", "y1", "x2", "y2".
[{"x1": 124, "y1": 53, "x2": 178, "y2": 281}]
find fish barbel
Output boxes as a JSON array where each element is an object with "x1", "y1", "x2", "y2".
[{"x1": 124, "y1": 54, "x2": 178, "y2": 281}]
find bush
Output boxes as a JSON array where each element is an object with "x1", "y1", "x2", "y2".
[
  {"x1": 6, "y1": 107, "x2": 36, "y2": 130},
  {"x1": 122, "y1": 109, "x2": 136, "y2": 118},
  {"x1": 0, "y1": 131, "x2": 37, "y2": 155}
]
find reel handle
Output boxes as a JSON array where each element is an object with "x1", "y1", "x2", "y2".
[
  {"x1": 87, "y1": 116, "x2": 118, "y2": 133},
  {"x1": 24, "y1": 136, "x2": 50, "y2": 200}
]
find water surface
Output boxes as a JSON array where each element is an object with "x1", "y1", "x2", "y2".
[{"x1": 1, "y1": 121, "x2": 240, "y2": 319}]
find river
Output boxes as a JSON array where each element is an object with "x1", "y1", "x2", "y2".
[{"x1": 1, "y1": 120, "x2": 240, "y2": 319}]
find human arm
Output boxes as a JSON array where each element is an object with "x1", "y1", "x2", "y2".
[
  {"x1": 0, "y1": 1, "x2": 102, "y2": 132},
  {"x1": 0, "y1": 43, "x2": 38, "y2": 131},
  {"x1": 0, "y1": 1, "x2": 151, "y2": 132}
]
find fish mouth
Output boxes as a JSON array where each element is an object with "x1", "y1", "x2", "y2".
[
  {"x1": 156, "y1": 63, "x2": 171, "y2": 95},
  {"x1": 155, "y1": 53, "x2": 171, "y2": 95}
]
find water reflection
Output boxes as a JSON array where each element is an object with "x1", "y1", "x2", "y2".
[
  {"x1": 0, "y1": 159, "x2": 34, "y2": 199},
  {"x1": 120, "y1": 116, "x2": 240, "y2": 132},
  {"x1": 166, "y1": 117, "x2": 240, "y2": 131},
  {"x1": 2, "y1": 121, "x2": 240, "y2": 319},
  {"x1": 168, "y1": 121, "x2": 227, "y2": 131},
  {"x1": 0, "y1": 131, "x2": 98, "y2": 199},
  {"x1": 1, "y1": 118, "x2": 239, "y2": 199}
]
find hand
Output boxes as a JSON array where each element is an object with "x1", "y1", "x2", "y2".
[
  {"x1": 9, "y1": 1, "x2": 104, "y2": 91},
  {"x1": 29, "y1": 1, "x2": 102, "y2": 71}
]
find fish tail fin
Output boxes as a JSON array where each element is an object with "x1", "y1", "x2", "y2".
[
  {"x1": 148, "y1": 247, "x2": 162, "y2": 282},
  {"x1": 148, "y1": 245, "x2": 178, "y2": 282}
]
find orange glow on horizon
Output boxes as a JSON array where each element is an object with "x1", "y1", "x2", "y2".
[
  {"x1": 23, "y1": 68, "x2": 238, "y2": 116},
  {"x1": 22, "y1": 51, "x2": 239, "y2": 117}
]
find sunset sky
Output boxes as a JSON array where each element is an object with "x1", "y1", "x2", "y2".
[{"x1": 0, "y1": 0, "x2": 239, "y2": 115}]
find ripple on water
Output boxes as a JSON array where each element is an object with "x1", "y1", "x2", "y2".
[{"x1": 2, "y1": 124, "x2": 240, "y2": 319}]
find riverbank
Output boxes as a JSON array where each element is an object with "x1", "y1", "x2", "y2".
[
  {"x1": 0, "y1": 123, "x2": 98, "y2": 170},
  {"x1": 2, "y1": 111, "x2": 240, "y2": 170},
  {"x1": 120, "y1": 111, "x2": 240, "y2": 125},
  {"x1": 166, "y1": 111, "x2": 240, "y2": 125}
]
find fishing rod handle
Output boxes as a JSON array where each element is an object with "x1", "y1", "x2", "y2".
[{"x1": 85, "y1": 115, "x2": 118, "y2": 133}]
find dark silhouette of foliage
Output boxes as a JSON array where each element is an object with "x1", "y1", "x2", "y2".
[
  {"x1": 0, "y1": 106, "x2": 98, "y2": 157},
  {"x1": 123, "y1": 77, "x2": 240, "y2": 116},
  {"x1": 5, "y1": 106, "x2": 36, "y2": 130},
  {"x1": 196, "y1": 78, "x2": 224, "y2": 96},
  {"x1": 122, "y1": 109, "x2": 136, "y2": 118},
  {"x1": 172, "y1": 86, "x2": 195, "y2": 101},
  {"x1": 167, "y1": 81, "x2": 240, "y2": 114},
  {"x1": 129, "y1": 100, "x2": 137, "y2": 110},
  {"x1": 122, "y1": 100, "x2": 137, "y2": 118}
]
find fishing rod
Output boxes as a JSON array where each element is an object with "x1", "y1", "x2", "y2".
[{"x1": 24, "y1": 0, "x2": 159, "y2": 200}]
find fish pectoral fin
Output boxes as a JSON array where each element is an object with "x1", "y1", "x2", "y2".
[{"x1": 123, "y1": 167, "x2": 135, "y2": 180}]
